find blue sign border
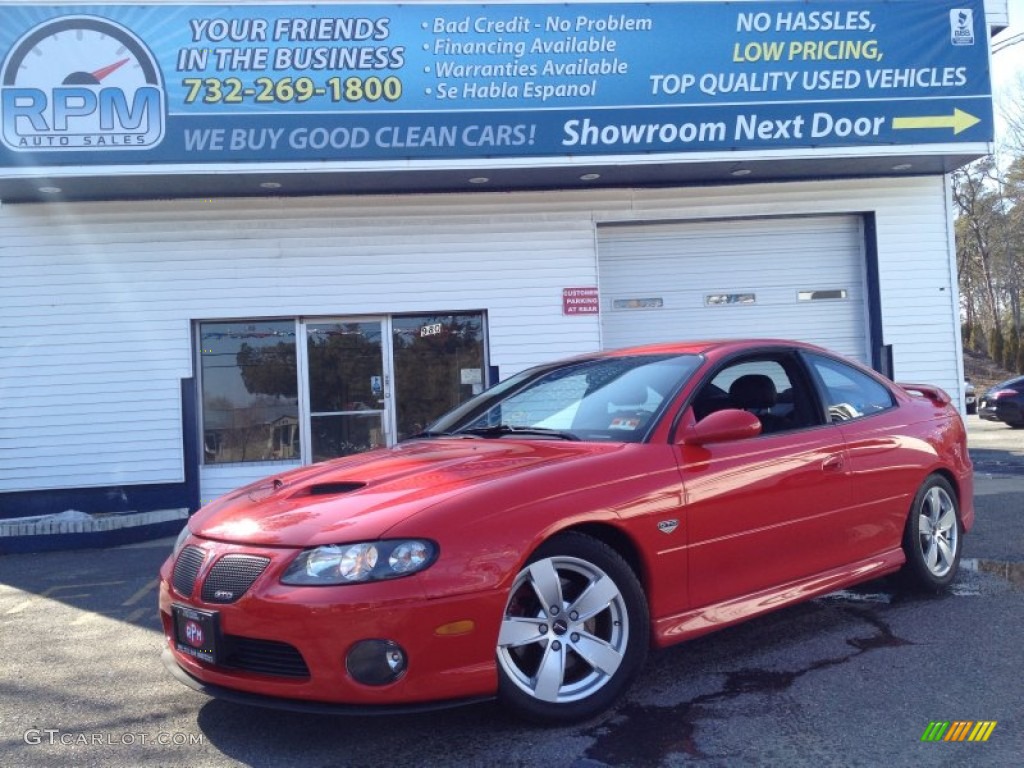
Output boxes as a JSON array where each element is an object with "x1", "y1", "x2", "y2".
[{"x1": 0, "y1": 1, "x2": 994, "y2": 168}]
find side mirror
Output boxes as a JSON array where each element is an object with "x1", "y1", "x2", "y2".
[{"x1": 680, "y1": 409, "x2": 761, "y2": 445}]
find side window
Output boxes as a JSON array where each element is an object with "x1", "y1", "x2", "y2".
[
  {"x1": 805, "y1": 353, "x2": 895, "y2": 423},
  {"x1": 198, "y1": 320, "x2": 299, "y2": 464},
  {"x1": 692, "y1": 358, "x2": 819, "y2": 434}
]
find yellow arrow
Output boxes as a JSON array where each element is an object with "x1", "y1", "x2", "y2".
[{"x1": 892, "y1": 109, "x2": 981, "y2": 135}]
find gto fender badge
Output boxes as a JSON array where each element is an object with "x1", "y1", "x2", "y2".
[
  {"x1": 657, "y1": 519, "x2": 679, "y2": 534},
  {"x1": 214, "y1": 590, "x2": 235, "y2": 600}
]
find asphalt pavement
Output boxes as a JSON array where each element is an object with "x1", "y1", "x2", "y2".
[
  {"x1": 0, "y1": 416, "x2": 1020, "y2": 767},
  {"x1": 962, "y1": 415, "x2": 1024, "y2": 564}
]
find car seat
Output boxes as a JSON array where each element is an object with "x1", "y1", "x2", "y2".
[{"x1": 728, "y1": 374, "x2": 787, "y2": 434}]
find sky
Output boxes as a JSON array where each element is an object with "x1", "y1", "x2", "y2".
[
  {"x1": 992, "y1": 0, "x2": 1024, "y2": 147},
  {"x1": 992, "y1": 0, "x2": 1024, "y2": 85}
]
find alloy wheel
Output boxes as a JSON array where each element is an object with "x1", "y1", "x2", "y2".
[
  {"x1": 497, "y1": 555, "x2": 629, "y2": 704},
  {"x1": 917, "y1": 484, "x2": 959, "y2": 578}
]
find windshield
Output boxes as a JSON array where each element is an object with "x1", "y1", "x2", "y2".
[{"x1": 422, "y1": 353, "x2": 702, "y2": 442}]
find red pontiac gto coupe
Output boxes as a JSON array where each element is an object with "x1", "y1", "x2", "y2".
[{"x1": 160, "y1": 339, "x2": 973, "y2": 723}]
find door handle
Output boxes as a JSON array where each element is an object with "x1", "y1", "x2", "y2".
[{"x1": 822, "y1": 454, "x2": 845, "y2": 472}]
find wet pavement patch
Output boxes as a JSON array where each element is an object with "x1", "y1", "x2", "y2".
[
  {"x1": 580, "y1": 561, "x2": 1024, "y2": 766},
  {"x1": 583, "y1": 602, "x2": 912, "y2": 766},
  {"x1": 723, "y1": 668, "x2": 797, "y2": 694}
]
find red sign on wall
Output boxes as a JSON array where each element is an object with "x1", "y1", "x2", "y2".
[{"x1": 563, "y1": 287, "x2": 600, "y2": 315}]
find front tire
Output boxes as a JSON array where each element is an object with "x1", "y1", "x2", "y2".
[
  {"x1": 496, "y1": 533, "x2": 649, "y2": 723},
  {"x1": 900, "y1": 475, "x2": 962, "y2": 591}
]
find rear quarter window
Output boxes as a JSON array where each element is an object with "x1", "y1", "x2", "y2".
[{"x1": 805, "y1": 353, "x2": 895, "y2": 423}]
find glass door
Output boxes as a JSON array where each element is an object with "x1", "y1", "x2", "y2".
[{"x1": 303, "y1": 319, "x2": 391, "y2": 462}]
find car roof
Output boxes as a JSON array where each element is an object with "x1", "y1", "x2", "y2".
[
  {"x1": 600, "y1": 339, "x2": 828, "y2": 357},
  {"x1": 991, "y1": 374, "x2": 1024, "y2": 389}
]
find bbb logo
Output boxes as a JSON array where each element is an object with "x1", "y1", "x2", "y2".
[
  {"x1": 0, "y1": 16, "x2": 165, "y2": 152},
  {"x1": 949, "y1": 9, "x2": 975, "y2": 46}
]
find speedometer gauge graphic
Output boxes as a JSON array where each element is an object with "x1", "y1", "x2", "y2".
[{"x1": 1, "y1": 16, "x2": 165, "y2": 151}]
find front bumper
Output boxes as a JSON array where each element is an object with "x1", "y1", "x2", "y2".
[
  {"x1": 978, "y1": 402, "x2": 1000, "y2": 421},
  {"x1": 159, "y1": 537, "x2": 505, "y2": 707},
  {"x1": 162, "y1": 647, "x2": 493, "y2": 715}
]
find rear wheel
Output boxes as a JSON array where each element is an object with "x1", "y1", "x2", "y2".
[
  {"x1": 901, "y1": 475, "x2": 962, "y2": 591},
  {"x1": 496, "y1": 533, "x2": 649, "y2": 723}
]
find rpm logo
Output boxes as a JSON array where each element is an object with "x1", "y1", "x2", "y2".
[
  {"x1": 184, "y1": 619, "x2": 205, "y2": 648},
  {"x1": 1, "y1": 16, "x2": 165, "y2": 151}
]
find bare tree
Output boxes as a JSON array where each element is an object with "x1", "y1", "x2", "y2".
[
  {"x1": 953, "y1": 47, "x2": 1024, "y2": 370},
  {"x1": 999, "y1": 70, "x2": 1024, "y2": 156},
  {"x1": 953, "y1": 158, "x2": 1009, "y2": 352}
]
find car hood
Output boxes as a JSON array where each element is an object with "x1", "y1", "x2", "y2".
[{"x1": 189, "y1": 438, "x2": 622, "y2": 547}]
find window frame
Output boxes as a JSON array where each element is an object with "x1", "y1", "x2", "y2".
[
  {"x1": 681, "y1": 349, "x2": 830, "y2": 437},
  {"x1": 195, "y1": 317, "x2": 301, "y2": 467},
  {"x1": 799, "y1": 350, "x2": 897, "y2": 424},
  {"x1": 195, "y1": 311, "x2": 492, "y2": 467}
]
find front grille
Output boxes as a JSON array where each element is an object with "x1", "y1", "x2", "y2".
[
  {"x1": 201, "y1": 555, "x2": 270, "y2": 603},
  {"x1": 222, "y1": 636, "x2": 310, "y2": 678},
  {"x1": 171, "y1": 545, "x2": 206, "y2": 598}
]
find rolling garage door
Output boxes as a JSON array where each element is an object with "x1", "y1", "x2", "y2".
[{"x1": 598, "y1": 215, "x2": 869, "y2": 362}]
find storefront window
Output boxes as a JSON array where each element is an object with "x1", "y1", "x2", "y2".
[
  {"x1": 392, "y1": 313, "x2": 486, "y2": 441},
  {"x1": 198, "y1": 320, "x2": 299, "y2": 464},
  {"x1": 196, "y1": 313, "x2": 487, "y2": 464}
]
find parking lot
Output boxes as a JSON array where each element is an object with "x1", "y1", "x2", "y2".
[{"x1": 1, "y1": 416, "x2": 1021, "y2": 768}]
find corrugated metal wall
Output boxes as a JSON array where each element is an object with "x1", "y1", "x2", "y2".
[
  {"x1": 600, "y1": 176, "x2": 959, "y2": 385},
  {"x1": 0, "y1": 176, "x2": 961, "y2": 500},
  {"x1": 597, "y1": 215, "x2": 867, "y2": 359},
  {"x1": 0, "y1": 193, "x2": 601, "y2": 495}
]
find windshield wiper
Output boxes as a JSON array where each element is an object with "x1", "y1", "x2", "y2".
[
  {"x1": 408, "y1": 429, "x2": 453, "y2": 438},
  {"x1": 458, "y1": 425, "x2": 580, "y2": 441},
  {"x1": 406, "y1": 430, "x2": 487, "y2": 440}
]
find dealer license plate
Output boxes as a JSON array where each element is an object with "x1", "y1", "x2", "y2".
[{"x1": 172, "y1": 604, "x2": 220, "y2": 664}]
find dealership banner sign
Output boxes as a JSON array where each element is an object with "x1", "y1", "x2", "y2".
[{"x1": 0, "y1": 0, "x2": 992, "y2": 168}]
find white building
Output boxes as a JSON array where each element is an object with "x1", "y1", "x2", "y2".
[{"x1": 0, "y1": 0, "x2": 1004, "y2": 542}]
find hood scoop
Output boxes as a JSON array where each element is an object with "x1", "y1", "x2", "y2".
[{"x1": 305, "y1": 481, "x2": 367, "y2": 496}]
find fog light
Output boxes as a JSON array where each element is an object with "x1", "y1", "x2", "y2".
[{"x1": 346, "y1": 639, "x2": 407, "y2": 686}]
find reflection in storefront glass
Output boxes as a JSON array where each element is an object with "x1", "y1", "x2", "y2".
[
  {"x1": 306, "y1": 321, "x2": 386, "y2": 462},
  {"x1": 310, "y1": 413, "x2": 383, "y2": 462},
  {"x1": 199, "y1": 320, "x2": 299, "y2": 464},
  {"x1": 306, "y1": 322, "x2": 383, "y2": 413},
  {"x1": 392, "y1": 313, "x2": 485, "y2": 441}
]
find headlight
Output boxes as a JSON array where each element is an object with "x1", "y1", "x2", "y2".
[
  {"x1": 171, "y1": 523, "x2": 191, "y2": 557},
  {"x1": 281, "y1": 540, "x2": 438, "y2": 585}
]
